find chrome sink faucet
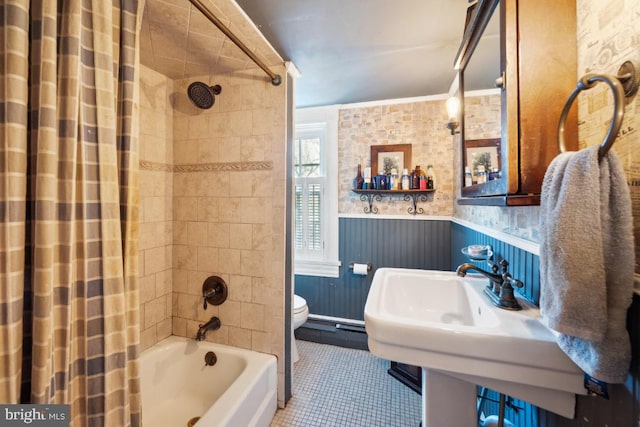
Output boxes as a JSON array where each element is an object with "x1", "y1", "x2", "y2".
[
  {"x1": 196, "y1": 316, "x2": 221, "y2": 341},
  {"x1": 456, "y1": 259, "x2": 524, "y2": 310}
]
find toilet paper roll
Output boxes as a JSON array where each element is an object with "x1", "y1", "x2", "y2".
[{"x1": 352, "y1": 263, "x2": 369, "y2": 275}]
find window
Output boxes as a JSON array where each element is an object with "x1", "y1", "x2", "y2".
[
  {"x1": 294, "y1": 106, "x2": 340, "y2": 277},
  {"x1": 294, "y1": 126, "x2": 323, "y2": 258}
]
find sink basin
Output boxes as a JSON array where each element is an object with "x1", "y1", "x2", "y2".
[
  {"x1": 364, "y1": 268, "x2": 585, "y2": 422},
  {"x1": 379, "y1": 269, "x2": 499, "y2": 327}
]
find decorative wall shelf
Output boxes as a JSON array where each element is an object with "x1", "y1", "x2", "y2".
[{"x1": 352, "y1": 189, "x2": 435, "y2": 215}]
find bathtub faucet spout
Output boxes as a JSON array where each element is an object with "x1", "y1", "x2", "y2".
[{"x1": 196, "y1": 316, "x2": 221, "y2": 341}]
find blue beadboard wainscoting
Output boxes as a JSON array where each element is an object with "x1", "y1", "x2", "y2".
[
  {"x1": 295, "y1": 216, "x2": 538, "y2": 323},
  {"x1": 450, "y1": 221, "x2": 541, "y2": 304},
  {"x1": 295, "y1": 216, "x2": 451, "y2": 321},
  {"x1": 451, "y1": 220, "x2": 640, "y2": 426},
  {"x1": 294, "y1": 215, "x2": 640, "y2": 427}
]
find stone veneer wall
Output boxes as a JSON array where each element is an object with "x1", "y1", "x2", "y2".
[
  {"x1": 171, "y1": 67, "x2": 287, "y2": 404},
  {"x1": 463, "y1": 91, "x2": 501, "y2": 140},
  {"x1": 338, "y1": 99, "x2": 455, "y2": 216},
  {"x1": 138, "y1": 65, "x2": 174, "y2": 351},
  {"x1": 455, "y1": 90, "x2": 542, "y2": 241},
  {"x1": 456, "y1": 92, "x2": 542, "y2": 241}
]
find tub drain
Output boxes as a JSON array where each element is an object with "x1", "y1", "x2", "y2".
[{"x1": 187, "y1": 416, "x2": 200, "y2": 427}]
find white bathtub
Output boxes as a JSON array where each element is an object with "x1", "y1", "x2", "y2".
[{"x1": 140, "y1": 336, "x2": 277, "y2": 427}]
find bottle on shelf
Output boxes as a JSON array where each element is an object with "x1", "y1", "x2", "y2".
[
  {"x1": 353, "y1": 164, "x2": 364, "y2": 190},
  {"x1": 414, "y1": 165, "x2": 424, "y2": 189},
  {"x1": 363, "y1": 167, "x2": 371, "y2": 189},
  {"x1": 419, "y1": 176, "x2": 426, "y2": 189},
  {"x1": 410, "y1": 169, "x2": 418, "y2": 189},
  {"x1": 416, "y1": 165, "x2": 427, "y2": 189},
  {"x1": 419, "y1": 177, "x2": 427, "y2": 190},
  {"x1": 401, "y1": 168, "x2": 410, "y2": 190},
  {"x1": 477, "y1": 165, "x2": 487, "y2": 184},
  {"x1": 464, "y1": 166, "x2": 473, "y2": 187},
  {"x1": 488, "y1": 167, "x2": 499, "y2": 181},
  {"x1": 377, "y1": 171, "x2": 387, "y2": 190},
  {"x1": 390, "y1": 169, "x2": 399, "y2": 190},
  {"x1": 426, "y1": 164, "x2": 436, "y2": 189}
]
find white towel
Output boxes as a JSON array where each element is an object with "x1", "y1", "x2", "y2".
[{"x1": 540, "y1": 145, "x2": 634, "y2": 383}]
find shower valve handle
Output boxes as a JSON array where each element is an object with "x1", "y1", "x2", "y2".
[
  {"x1": 203, "y1": 288, "x2": 217, "y2": 310},
  {"x1": 202, "y1": 276, "x2": 228, "y2": 310}
]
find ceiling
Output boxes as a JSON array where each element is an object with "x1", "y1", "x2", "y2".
[{"x1": 140, "y1": 0, "x2": 485, "y2": 108}]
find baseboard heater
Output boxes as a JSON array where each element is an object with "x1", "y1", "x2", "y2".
[{"x1": 306, "y1": 314, "x2": 367, "y2": 334}]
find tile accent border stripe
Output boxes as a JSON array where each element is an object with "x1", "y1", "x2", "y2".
[
  {"x1": 174, "y1": 161, "x2": 273, "y2": 172},
  {"x1": 139, "y1": 160, "x2": 172, "y2": 172},
  {"x1": 139, "y1": 160, "x2": 273, "y2": 173}
]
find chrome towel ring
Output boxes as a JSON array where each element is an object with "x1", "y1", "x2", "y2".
[{"x1": 557, "y1": 61, "x2": 638, "y2": 161}]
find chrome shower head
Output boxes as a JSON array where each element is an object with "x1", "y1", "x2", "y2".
[{"x1": 187, "y1": 82, "x2": 222, "y2": 109}]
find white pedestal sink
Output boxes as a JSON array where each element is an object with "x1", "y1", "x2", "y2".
[{"x1": 364, "y1": 268, "x2": 586, "y2": 426}]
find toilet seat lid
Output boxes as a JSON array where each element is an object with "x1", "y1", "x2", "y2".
[{"x1": 294, "y1": 295, "x2": 307, "y2": 312}]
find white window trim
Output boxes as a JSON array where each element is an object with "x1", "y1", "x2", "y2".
[
  {"x1": 294, "y1": 174, "x2": 324, "y2": 259},
  {"x1": 294, "y1": 105, "x2": 341, "y2": 278}
]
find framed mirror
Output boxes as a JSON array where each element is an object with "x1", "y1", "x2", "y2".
[
  {"x1": 464, "y1": 138, "x2": 501, "y2": 184},
  {"x1": 455, "y1": 0, "x2": 578, "y2": 204},
  {"x1": 456, "y1": 0, "x2": 505, "y2": 197}
]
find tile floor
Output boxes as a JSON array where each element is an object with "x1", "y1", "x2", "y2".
[{"x1": 270, "y1": 340, "x2": 422, "y2": 427}]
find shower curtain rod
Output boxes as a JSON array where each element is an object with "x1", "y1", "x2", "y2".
[{"x1": 188, "y1": 0, "x2": 282, "y2": 86}]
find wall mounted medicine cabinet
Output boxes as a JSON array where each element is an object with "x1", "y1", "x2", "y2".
[{"x1": 455, "y1": 0, "x2": 578, "y2": 206}]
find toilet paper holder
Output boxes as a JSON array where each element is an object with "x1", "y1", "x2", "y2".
[{"x1": 349, "y1": 262, "x2": 372, "y2": 271}]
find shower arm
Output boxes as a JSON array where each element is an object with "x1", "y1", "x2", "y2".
[{"x1": 188, "y1": 0, "x2": 282, "y2": 86}]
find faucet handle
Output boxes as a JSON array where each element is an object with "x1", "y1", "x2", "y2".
[
  {"x1": 498, "y1": 259, "x2": 522, "y2": 288},
  {"x1": 504, "y1": 276, "x2": 524, "y2": 289},
  {"x1": 488, "y1": 260, "x2": 499, "y2": 274}
]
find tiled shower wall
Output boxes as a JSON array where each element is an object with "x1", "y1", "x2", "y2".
[
  {"x1": 138, "y1": 65, "x2": 174, "y2": 350},
  {"x1": 137, "y1": 64, "x2": 289, "y2": 403},
  {"x1": 171, "y1": 68, "x2": 286, "y2": 355},
  {"x1": 171, "y1": 66, "x2": 288, "y2": 403}
]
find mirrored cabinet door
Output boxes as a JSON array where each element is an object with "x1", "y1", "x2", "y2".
[{"x1": 455, "y1": 0, "x2": 578, "y2": 206}]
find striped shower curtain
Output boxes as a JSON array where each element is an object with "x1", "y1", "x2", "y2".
[{"x1": 0, "y1": 1, "x2": 142, "y2": 425}]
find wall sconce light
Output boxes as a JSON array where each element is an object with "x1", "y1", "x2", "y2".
[{"x1": 445, "y1": 96, "x2": 461, "y2": 135}]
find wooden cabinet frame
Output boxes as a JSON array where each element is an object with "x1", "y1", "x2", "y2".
[{"x1": 455, "y1": 0, "x2": 578, "y2": 205}]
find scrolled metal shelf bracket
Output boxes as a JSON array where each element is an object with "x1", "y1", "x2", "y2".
[
  {"x1": 404, "y1": 193, "x2": 429, "y2": 216},
  {"x1": 359, "y1": 193, "x2": 381, "y2": 214}
]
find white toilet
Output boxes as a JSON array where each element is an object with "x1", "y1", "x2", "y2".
[{"x1": 292, "y1": 294, "x2": 309, "y2": 362}]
